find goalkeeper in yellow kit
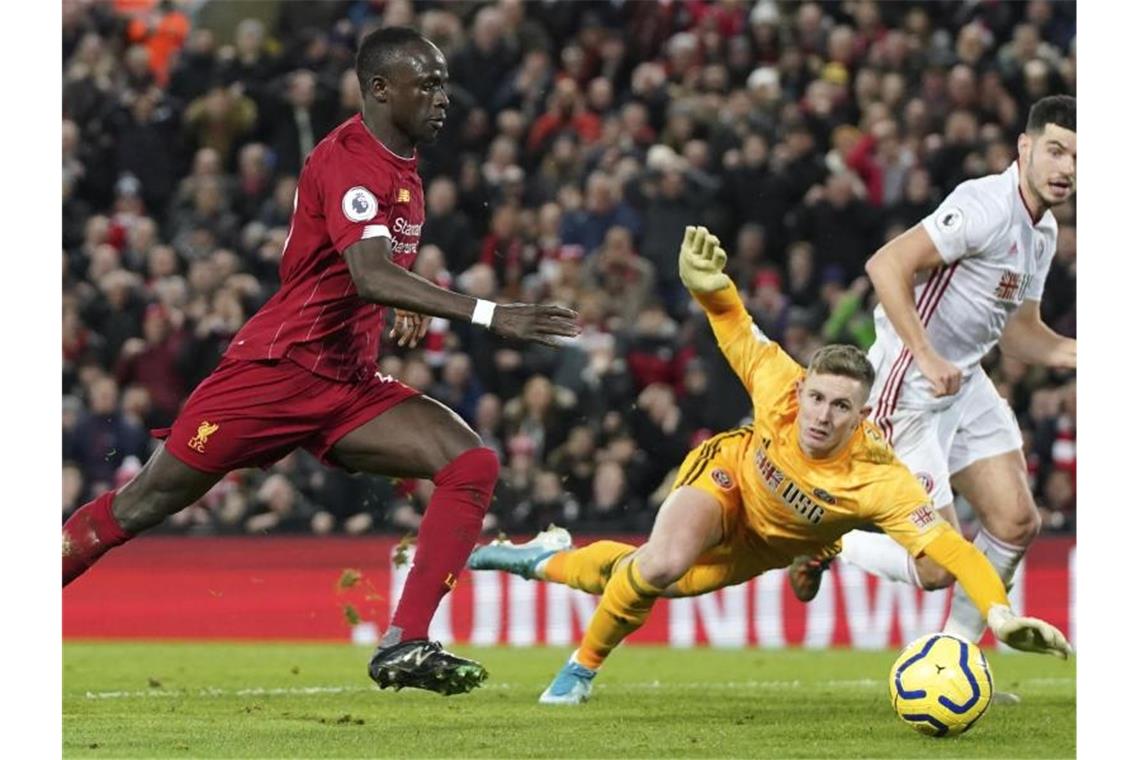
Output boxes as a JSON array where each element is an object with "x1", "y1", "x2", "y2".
[{"x1": 469, "y1": 226, "x2": 1072, "y2": 704}]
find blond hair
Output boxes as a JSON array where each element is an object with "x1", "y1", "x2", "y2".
[{"x1": 807, "y1": 344, "x2": 875, "y2": 390}]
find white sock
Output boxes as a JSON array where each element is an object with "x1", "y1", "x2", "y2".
[
  {"x1": 839, "y1": 530, "x2": 920, "y2": 587},
  {"x1": 943, "y1": 527, "x2": 1025, "y2": 642}
]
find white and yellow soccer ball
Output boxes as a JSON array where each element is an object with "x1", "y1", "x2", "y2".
[{"x1": 888, "y1": 633, "x2": 993, "y2": 737}]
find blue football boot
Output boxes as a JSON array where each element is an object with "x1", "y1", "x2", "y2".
[
  {"x1": 467, "y1": 526, "x2": 572, "y2": 579},
  {"x1": 538, "y1": 655, "x2": 597, "y2": 705}
]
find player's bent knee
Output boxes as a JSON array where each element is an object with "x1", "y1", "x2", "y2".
[
  {"x1": 436, "y1": 446, "x2": 500, "y2": 494},
  {"x1": 636, "y1": 550, "x2": 690, "y2": 590},
  {"x1": 430, "y1": 428, "x2": 485, "y2": 474},
  {"x1": 988, "y1": 504, "x2": 1042, "y2": 548}
]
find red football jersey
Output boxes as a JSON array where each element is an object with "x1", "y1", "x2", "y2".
[{"x1": 226, "y1": 114, "x2": 425, "y2": 381}]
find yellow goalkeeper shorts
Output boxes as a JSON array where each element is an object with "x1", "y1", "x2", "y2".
[{"x1": 666, "y1": 425, "x2": 798, "y2": 597}]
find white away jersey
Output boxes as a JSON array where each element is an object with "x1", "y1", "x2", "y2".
[{"x1": 869, "y1": 162, "x2": 1057, "y2": 411}]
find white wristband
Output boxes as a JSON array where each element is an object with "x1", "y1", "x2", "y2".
[{"x1": 471, "y1": 298, "x2": 496, "y2": 328}]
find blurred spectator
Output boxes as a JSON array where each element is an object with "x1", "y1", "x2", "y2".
[
  {"x1": 473, "y1": 393, "x2": 506, "y2": 460},
  {"x1": 114, "y1": 87, "x2": 179, "y2": 212},
  {"x1": 64, "y1": 375, "x2": 149, "y2": 494},
  {"x1": 219, "y1": 18, "x2": 279, "y2": 99},
  {"x1": 232, "y1": 142, "x2": 274, "y2": 221},
  {"x1": 451, "y1": 5, "x2": 518, "y2": 114},
  {"x1": 244, "y1": 472, "x2": 317, "y2": 534},
  {"x1": 630, "y1": 383, "x2": 692, "y2": 491},
  {"x1": 785, "y1": 241, "x2": 820, "y2": 312},
  {"x1": 265, "y1": 69, "x2": 337, "y2": 176},
  {"x1": 480, "y1": 204, "x2": 533, "y2": 298},
  {"x1": 257, "y1": 175, "x2": 298, "y2": 233},
  {"x1": 171, "y1": 177, "x2": 241, "y2": 251},
  {"x1": 422, "y1": 176, "x2": 477, "y2": 274},
  {"x1": 747, "y1": 267, "x2": 789, "y2": 339},
  {"x1": 548, "y1": 425, "x2": 599, "y2": 506},
  {"x1": 886, "y1": 166, "x2": 938, "y2": 228},
  {"x1": 115, "y1": 303, "x2": 188, "y2": 423},
  {"x1": 791, "y1": 170, "x2": 881, "y2": 282},
  {"x1": 503, "y1": 375, "x2": 573, "y2": 462},
  {"x1": 581, "y1": 459, "x2": 648, "y2": 532},
  {"x1": 625, "y1": 303, "x2": 687, "y2": 392},
  {"x1": 554, "y1": 327, "x2": 635, "y2": 423},
  {"x1": 183, "y1": 83, "x2": 258, "y2": 168},
  {"x1": 560, "y1": 171, "x2": 641, "y2": 256},
  {"x1": 638, "y1": 166, "x2": 704, "y2": 316},
  {"x1": 169, "y1": 27, "x2": 218, "y2": 101},
  {"x1": 720, "y1": 133, "x2": 791, "y2": 257},
  {"x1": 527, "y1": 78, "x2": 601, "y2": 159},
  {"x1": 430, "y1": 353, "x2": 484, "y2": 425},
  {"x1": 724, "y1": 223, "x2": 769, "y2": 294},
  {"x1": 87, "y1": 269, "x2": 145, "y2": 368},
  {"x1": 582, "y1": 226, "x2": 656, "y2": 329},
  {"x1": 512, "y1": 469, "x2": 581, "y2": 533}
]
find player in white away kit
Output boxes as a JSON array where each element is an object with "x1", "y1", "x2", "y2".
[{"x1": 809, "y1": 96, "x2": 1076, "y2": 688}]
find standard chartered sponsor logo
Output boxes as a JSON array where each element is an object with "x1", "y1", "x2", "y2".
[
  {"x1": 390, "y1": 217, "x2": 421, "y2": 255},
  {"x1": 392, "y1": 218, "x2": 423, "y2": 236}
]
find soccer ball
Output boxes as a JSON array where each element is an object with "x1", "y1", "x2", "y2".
[{"x1": 888, "y1": 633, "x2": 993, "y2": 737}]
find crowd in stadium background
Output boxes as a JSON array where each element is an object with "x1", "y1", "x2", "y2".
[{"x1": 62, "y1": 0, "x2": 1076, "y2": 539}]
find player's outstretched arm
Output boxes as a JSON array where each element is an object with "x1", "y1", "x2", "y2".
[
  {"x1": 865, "y1": 226, "x2": 962, "y2": 396},
  {"x1": 920, "y1": 530, "x2": 1072, "y2": 658},
  {"x1": 345, "y1": 237, "x2": 580, "y2": 347},
  {"x1": 679, "y1": 225, "x2": 777, "y2": 392},
  {"x1": 999, "y1": 299, "x2": 1077, "y2": 369}
]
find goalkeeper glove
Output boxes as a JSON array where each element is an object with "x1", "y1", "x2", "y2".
[
  {"x1": 678, "y1": 225, "x2": 731, "y2": 294},
  {"x1": 987, "y1": 604, "x2": 1073, "y2": 659}
]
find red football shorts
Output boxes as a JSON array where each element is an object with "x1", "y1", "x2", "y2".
[{"x1": 154, "y1": 357, "x2": 419, "y2": 474}]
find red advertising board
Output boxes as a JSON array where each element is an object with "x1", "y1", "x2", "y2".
[{"x1": 63, "y1": 535, "x2": 1075, "y2": 649}]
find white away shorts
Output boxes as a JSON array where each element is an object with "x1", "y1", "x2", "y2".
[{"x1": 872, "y1": 371, "x2": 1022, "y2": 508}]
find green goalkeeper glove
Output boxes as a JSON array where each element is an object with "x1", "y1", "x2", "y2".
[
  {"x1": 678, "y1": 225, "x2": 731, "y2": 294},
  {"x1": 987, "y1": 604, "x2": 1073, "y2": 659}
]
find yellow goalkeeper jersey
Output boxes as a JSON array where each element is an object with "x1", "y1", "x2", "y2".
[{"x1": 695, "y1": 283, "x2": 952, "y2": 565}]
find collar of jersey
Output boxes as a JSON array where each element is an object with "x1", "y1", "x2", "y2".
[
  {"x1": 1008, "y1": 160, "x2": 1051, "y2": 229},
  {"x1": 356, "y1": 113, "x2": 417, "y2": 163}
]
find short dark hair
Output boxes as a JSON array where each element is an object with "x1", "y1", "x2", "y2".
[
  {"x1": 355, "y1": 26, "x2": 431, "y2": 92},
  {"x1": 807, "y1": 344, "x2": 875, "y2": 390},
  {"x1": 1026, "y1": 95, "x2": 1076, "y2": 134}
]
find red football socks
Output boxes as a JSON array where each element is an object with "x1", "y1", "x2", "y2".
[
  {"x1": 388, "y1": 447, "x2": 499, "y2": 642},
  {"x1": 62, "y1": 490, "x2": 134, "y2": 587}
]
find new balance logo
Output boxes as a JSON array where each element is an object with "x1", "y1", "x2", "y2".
[
  {"x1": 397, "y1": 188, "x2": 411, "y2": 203},
  {"x1": 401, "y1": 647, "x2": 433, "y2": 668}
]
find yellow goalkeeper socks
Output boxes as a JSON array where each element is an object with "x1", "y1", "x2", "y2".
[
  {"x1": 541, "y1": 540, "x2": 636, "y2": 594},
  {"x1": 578, "y1": 558, "x2": 664, "y2": 670}
]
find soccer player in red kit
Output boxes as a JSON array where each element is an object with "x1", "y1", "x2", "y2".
[{"x1": 61, "y1": 27, "x2": 580, "y2": 696}]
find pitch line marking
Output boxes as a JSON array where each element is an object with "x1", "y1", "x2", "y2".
[{"x1": 77, "y1": 677, "x2": 1073, "y2": 700}]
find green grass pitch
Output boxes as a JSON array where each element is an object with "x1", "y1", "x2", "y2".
[{"x1": 64, "y1": 642, "x2": 1074, "y2": 758}]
